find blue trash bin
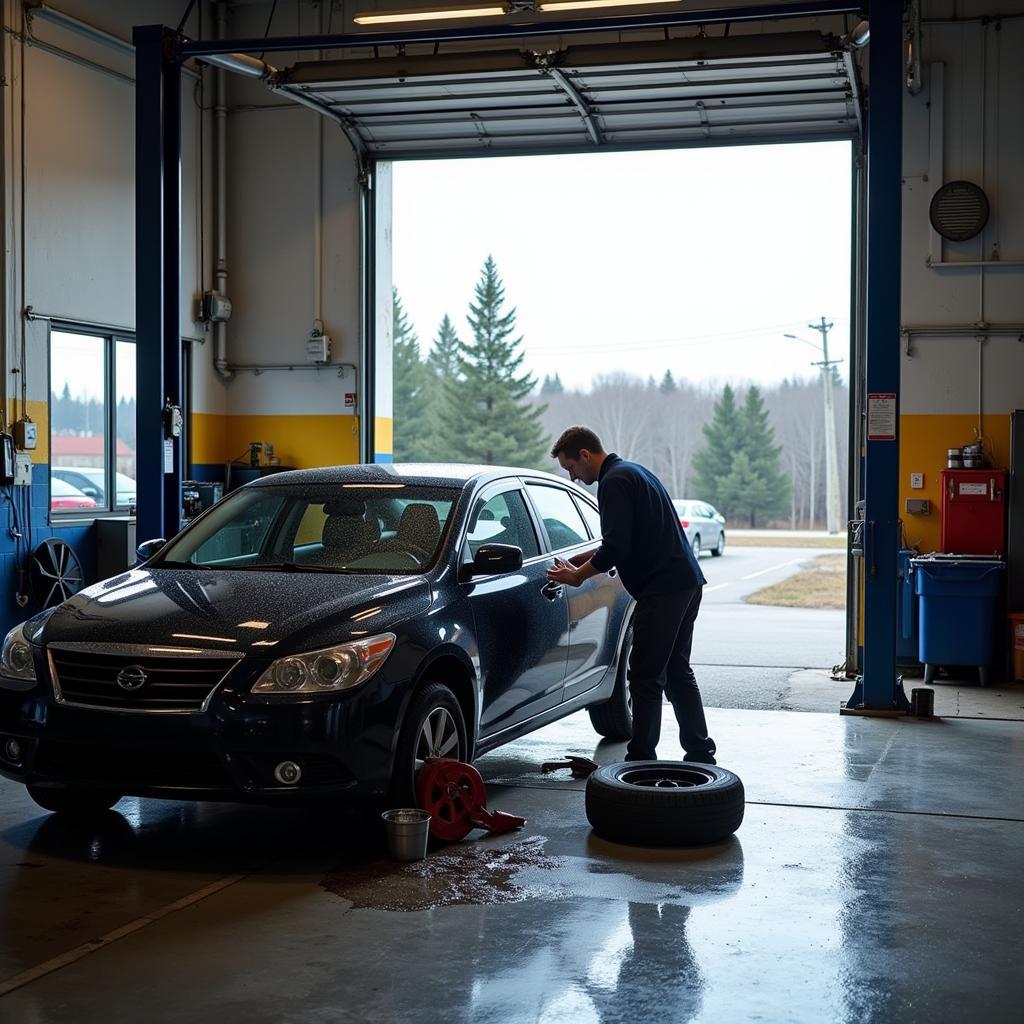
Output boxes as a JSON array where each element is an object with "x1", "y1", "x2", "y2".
[
  {"x1": 911, "y1": 556, "x2": 1005, "y2": 685},
  {"x1": 897, "y1": 549, "x2": 920, "y2": 664}
]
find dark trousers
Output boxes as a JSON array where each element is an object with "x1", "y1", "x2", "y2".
[{"x1": 626, "y1": 585, "x2": 715, "y2": 762}]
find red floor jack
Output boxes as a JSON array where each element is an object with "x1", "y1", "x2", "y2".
[{"x1": 416, "y1": 758, "x2": 527, "y2": 842}]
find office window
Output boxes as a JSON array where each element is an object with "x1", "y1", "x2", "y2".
[{"x1": 49, "y1": 329, "x2": 136, "y2": 516}]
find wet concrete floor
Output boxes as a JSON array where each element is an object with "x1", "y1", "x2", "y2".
[{"x1": 1, "y1": 707, "x2": 1022, "y2": 1023}]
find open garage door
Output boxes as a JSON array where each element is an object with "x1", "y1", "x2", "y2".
[{"x1": 277, "y1": 31, "x2": 861, "y2": 158}]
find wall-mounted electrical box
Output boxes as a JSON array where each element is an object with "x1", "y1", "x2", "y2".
[
  {"x1": 198, "y1": 290, "x2": 232, "y2": 322},
  {"x1": 306, "y1": 331, "x2": 331, "y2": 364},
  {"x1": 905, "y1": 498, "x2": 930, "y2": 516},
  {"x1": 14, "y1": 453, "x2": 32, "y2": 487},
  {"x1": 13, "y1": 419, "x2": 36, "y2": 450},
  {"x1": 0, "y1": 433, "x2": 15, "y2": 482}
]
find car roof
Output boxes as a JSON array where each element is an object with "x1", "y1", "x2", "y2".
[
  {"x1": 247, "y1": 462, "x2": 578, "y2": 492},
  {"x1": 51, "y1": 476, "x2": 89, "y2": 495}
]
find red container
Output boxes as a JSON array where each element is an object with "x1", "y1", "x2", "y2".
[{"x1": 940, "y1": 469, "x2": 1007, "y2": 555}]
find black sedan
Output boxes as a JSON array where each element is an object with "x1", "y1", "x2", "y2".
[{"x1": 0, "y1": 464, "x2": 633, "y2": 816}]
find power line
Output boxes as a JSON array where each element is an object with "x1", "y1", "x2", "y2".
[{"x1": 536, "y1": 318, "x2": 850, "y2": 355}]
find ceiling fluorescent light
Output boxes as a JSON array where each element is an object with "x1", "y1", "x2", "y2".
[
  {"x1": 354, "y1": 5, "x2": 508, "y2": 25},
  {"x1": 538, "y1": 0, "x2": 680, "y2": 11}
]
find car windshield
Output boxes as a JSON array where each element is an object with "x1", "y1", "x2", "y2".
[{"x1": 158, "y1": 484, "x2": 460, "y2": 574}]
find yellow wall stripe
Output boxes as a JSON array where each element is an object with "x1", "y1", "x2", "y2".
[
  {"x1": 375, "y1": 415, "x2": 393, "y2": 455},
  {"x1": 190, "y1": 412, "x2": 361, "y2": 469}
]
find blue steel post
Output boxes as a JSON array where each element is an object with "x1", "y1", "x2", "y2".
[
  {"x1": 133, "y1": 26, "x2": 182, "y2": 544},
  {"x1": 853, "y1": 1, "x2": 907, "y2": 711}
]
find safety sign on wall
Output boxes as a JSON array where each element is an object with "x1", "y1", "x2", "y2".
[{"x1": 867, "y1": 393, "x2": 897, "y2": 441}]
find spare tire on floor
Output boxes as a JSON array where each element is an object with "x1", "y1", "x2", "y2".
[{"x1": 585, "y1": 761, "x2": 744, "y2": 846}]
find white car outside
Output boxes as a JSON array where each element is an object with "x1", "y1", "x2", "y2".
[
  {"x1": 51, "y1": 466, "x2": 136, "y2": 508},
  {"x1": 672, "y1": 499, "x2": 726, "y2": 557}
]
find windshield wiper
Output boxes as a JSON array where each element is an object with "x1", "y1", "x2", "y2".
[{"x1": 242, "y1": 562, "x2": 355, "y2": 574}]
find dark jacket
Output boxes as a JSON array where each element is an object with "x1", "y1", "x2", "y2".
[{"x1": 589, "y1": 454, "x2": 706, "y2": 598}]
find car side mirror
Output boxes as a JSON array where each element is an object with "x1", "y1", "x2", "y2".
[
  {"x1": 82, "y1": 486, "x2": 99, "y2": 498},
  {"x1": 135, "y1": 538, "x2": 166, "y2": 564},
  {"x1": 461, "y1": 543, "x2": 523, "y2": 580}
]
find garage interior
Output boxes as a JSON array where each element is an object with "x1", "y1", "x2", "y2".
[{"x1": 2, "y1": 1, "x2": 1024, "y2": 1020}]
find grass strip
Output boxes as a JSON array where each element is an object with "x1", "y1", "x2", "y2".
[{"x1": 746, "y1": 553, "x2": 847, "y2": 609}]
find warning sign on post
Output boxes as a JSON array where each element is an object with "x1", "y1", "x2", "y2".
[{"x1": 867, "y1": 393, "x2": 897, "y2": 440}]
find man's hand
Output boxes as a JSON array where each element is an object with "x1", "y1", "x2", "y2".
[{"x1": 546, "y1": 557, "x2": 582, "y2": 587}]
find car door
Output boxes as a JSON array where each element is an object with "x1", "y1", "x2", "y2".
[
  {"x1": 561, "y1": 490, "x2": 627, "y2": 700},
  {"x1": 698, "y1": 503, "x2": 722, "y2": 547},
  {"x1": 465, "y1": 483, "x2": 570, "y2": 736},
  {"x1": 523, "y1": 482, "x2": 613, "y2": 702}
]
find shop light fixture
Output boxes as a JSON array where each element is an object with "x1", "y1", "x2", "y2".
[
  {"x1": 353, "y1": 5, "x2": 508, "y2": 25},
  {"x1": 538, "y1": 0, "x2": 681, "y2": 11}
]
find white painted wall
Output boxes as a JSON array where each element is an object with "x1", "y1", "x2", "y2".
[
  {"x1": 4, "y1": 0, "x2": 205, "y2": 426},
  {"x1": 901, "y1": 2, "x2": 1024, "y2": 416}
]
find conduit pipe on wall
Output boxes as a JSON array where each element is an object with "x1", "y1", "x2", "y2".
[{"x1": 212, "y1": 1, "x2": 233, "y2": 382}]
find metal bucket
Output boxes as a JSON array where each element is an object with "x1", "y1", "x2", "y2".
[{"x1": 381, "y1": 808, "x2": 432, "y2": 861}]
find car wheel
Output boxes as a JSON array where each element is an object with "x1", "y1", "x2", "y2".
[
  {"x1": 390, "y1": 681, "x2": 468, "y2": 806},
  {"x1": 691, "y1": 533, "x2": 701, "y2": 556},
  {"x1": 585, "y1": 762, "x2": 744, "y2": 846},
  {"x1": 27, "y1": 786, "x2": 121, "y2": 818},
  {"x1": 713, "y1": 532, "x2": 725, "y2": 557},
  {"x1": 588, "y1": 618, "x2": 633, "y2": 741}
]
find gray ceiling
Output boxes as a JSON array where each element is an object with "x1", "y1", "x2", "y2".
[{"x1": 276, "y1": 31, "x2": 861, "y2": 159}]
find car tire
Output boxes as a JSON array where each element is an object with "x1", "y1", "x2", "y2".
[
  {"x1": 713, "y1": 532, "x2": 725, "y2": 557},
  {"x1": 585, "y1": 762, "x2": 744, "y2": 846},
  {"x1": 691, "y1": 533, "x2": 701, "y2": 556},
  {"x1": 390, "y1": 681, "x2": 468, "y2": 806},
  {"x1": 27, "y1": 786, "x2": 121, "y2": 818},
  {"x1": 588, "y1": 619, "x2": 633, "y2": 741}
]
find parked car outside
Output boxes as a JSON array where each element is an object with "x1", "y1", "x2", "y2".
[
  {"x1": 51, "y1": 466, "x2": 136, "y2": 508},
  {"x1": 0, "y1": 464, "x2": 633, "y2": 817},
  {"x1": 672, "y1": 499, "x2": 726, "y2": 557},
  {"x1": 50, "y1": 477, "x2": 98, "y2": 511}
]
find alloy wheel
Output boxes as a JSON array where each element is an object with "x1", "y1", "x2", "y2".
[{"x1": 414, "y1": 707, "x2": 460, "y2": 774}]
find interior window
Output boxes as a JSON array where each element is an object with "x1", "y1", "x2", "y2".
[
  {"x1": 526, "y1": 484, "x2": 589, "y2": 551},
  {"x1": 467, "y1": 491, "x2": 539, "y2": 559}
]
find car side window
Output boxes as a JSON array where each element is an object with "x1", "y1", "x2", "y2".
[
  {"x1": 467, "y1": 491, "x2": 539, "y2": 559},
  {"x1": 576, "y1": 497, "x2": 602, "y2": 540},
  {"x1": 526, "y1": 484, "x2": 589, "y2": 551}
]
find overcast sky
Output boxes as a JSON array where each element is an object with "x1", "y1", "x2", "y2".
[{"x1": 393, "y1": 140, "x2": 852, "y2": 394}]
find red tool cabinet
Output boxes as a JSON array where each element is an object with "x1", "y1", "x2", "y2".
[{"x1": 940, "y1": 469, "x2": 1008, "y2": 555}]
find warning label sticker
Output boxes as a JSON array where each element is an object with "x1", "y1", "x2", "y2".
[{"x1": 867, "y1": 393, "x2": 897, "y2": 440}]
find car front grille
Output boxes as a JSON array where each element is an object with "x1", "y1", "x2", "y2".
[
  {"x1": 35, "y1": 741, "x2": 230, "y2": 789},
  {"x1": 48, "y1": 645, "x2": 241, "y2": 713}
]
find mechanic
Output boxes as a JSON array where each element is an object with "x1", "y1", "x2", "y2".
[{"x1": 546, "y1": 425, "x2": 716, "y2": 764}]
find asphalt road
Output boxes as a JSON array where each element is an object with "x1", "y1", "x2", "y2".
[{"x1": 689, "y1": 545, "x2": 848, "y2": 710}]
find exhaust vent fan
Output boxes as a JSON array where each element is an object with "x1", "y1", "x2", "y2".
[{"x1": 929, "y1": 180, "x2": 989, "y2": 242}]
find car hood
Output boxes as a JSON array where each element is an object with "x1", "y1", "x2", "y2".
[{"x1": 38, "y1": 568, "x2": 432, "y2": 654}]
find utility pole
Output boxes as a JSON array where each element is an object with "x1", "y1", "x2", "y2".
[{"x1": 808, "y1": 316, "x2": 844, "y2": 535}]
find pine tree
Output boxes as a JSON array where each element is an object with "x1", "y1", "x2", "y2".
[
  {"x1": 691, "y1": 384, "x2": 744, "y2": 506},
  {"x1": 738, "y1": 386, "x2": 790, "y2": 526},
  {"x1": 437, "y1": 256, "x2": 549, "y2": 467},
  {"x1": 540, "y1": 373, "x2": 564, "y2": 395},
  {"x1": 660, "y1": 370, "x2": 677, "y2": 393},
  {"x1": 423, "y1": 314, "x2": 461, "y2": 459},
  {"x1": 391, "y1": 287, "x2": 432, "y2": 462}
]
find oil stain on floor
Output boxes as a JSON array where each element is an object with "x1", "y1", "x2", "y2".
[{"x1": 320, "y1": 835, "x2": 560, "y2": 912}]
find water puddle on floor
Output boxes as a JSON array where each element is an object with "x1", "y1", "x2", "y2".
[{"x1": 320, "y1": 835, "x2": 561, "y2": 912}]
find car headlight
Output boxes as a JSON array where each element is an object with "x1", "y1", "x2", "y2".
[
  {"x1": 251, "y1": 633, "x2": 396, "y2": 695},
  {"x1": 1, "y1": 622, "x2": 37, "y2": 686}
]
